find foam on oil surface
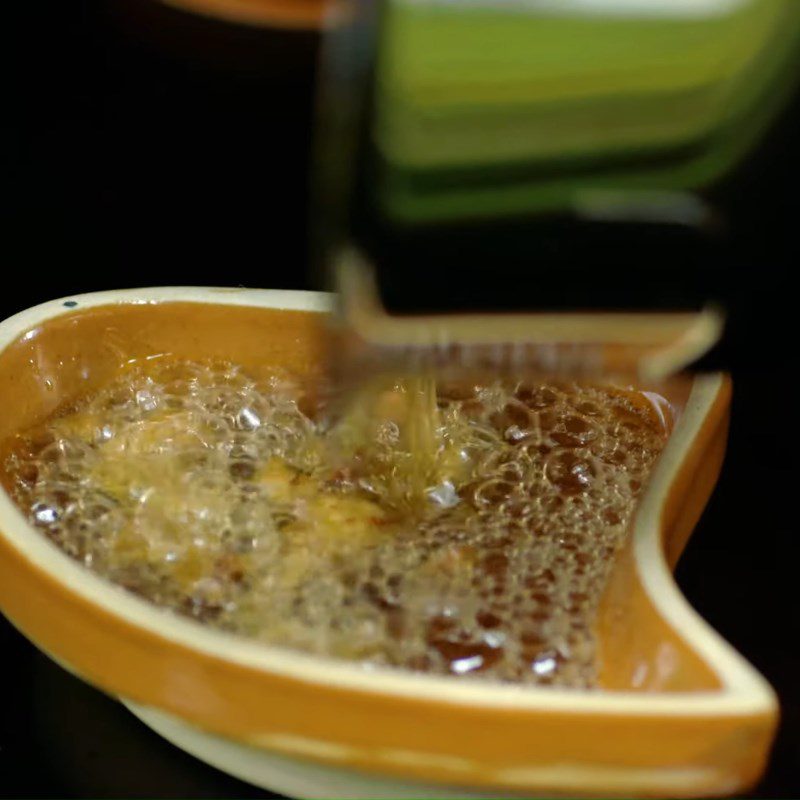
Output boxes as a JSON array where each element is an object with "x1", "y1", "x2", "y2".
[{"x1": 5, "y1": 360, "x2": 668, "y2": 687}]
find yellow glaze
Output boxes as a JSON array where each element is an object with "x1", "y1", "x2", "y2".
[{"x1": 0, "y1": 288, "x2": 778, "y2": 798}]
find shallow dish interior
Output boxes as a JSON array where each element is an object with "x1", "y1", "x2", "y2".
[
  {"x1": 0, "y1": 294, "x2": 708, "y2": 692},
  {"x1": 0, "y1": 288, "x2": 777, "y2": 798}
]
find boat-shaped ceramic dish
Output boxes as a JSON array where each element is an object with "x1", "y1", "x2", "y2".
[{"x1": 0, "y1": 288, "x2": 777, "y2": 798}]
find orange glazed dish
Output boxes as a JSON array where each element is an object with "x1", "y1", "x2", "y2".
[
  {"x1": 155, "y1": 0, "x2": 327, "y2": 28},
  {"x1": 0, "y1": 288, "x2": 777, "y2": 798}
]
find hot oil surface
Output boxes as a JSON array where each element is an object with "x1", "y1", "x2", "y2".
[{"x1": 4, "y1": 359, "x2": 668, "y2": 687}]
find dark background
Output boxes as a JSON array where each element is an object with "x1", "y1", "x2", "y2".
[{"x1": 2, "y1": 1, "x2": 798, "y2": 797}]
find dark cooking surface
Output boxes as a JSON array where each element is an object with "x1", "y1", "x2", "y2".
[{"x1": 2, "y1": 0, "x2": 798, "y2": 797}]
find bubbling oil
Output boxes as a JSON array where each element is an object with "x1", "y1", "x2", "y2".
[{"x1": 4, "y1": 359, "x2": 669, "y2": 687}]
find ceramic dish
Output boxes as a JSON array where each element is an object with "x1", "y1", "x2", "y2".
[
  {"x1": 156, "y1": 0, "x2": 327, "y2": 28},
  {"x1": 0, "y1": 288, "x2": 777, "y2": 798}
]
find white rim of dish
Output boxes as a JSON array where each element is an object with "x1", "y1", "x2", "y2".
[{"x1": 0, "y1": 286, "x2": 776, "y2": 718}]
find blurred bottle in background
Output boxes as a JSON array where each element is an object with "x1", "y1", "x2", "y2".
[{"x1": 314, "y1": 0, "x2": 800, "y2": 358}]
